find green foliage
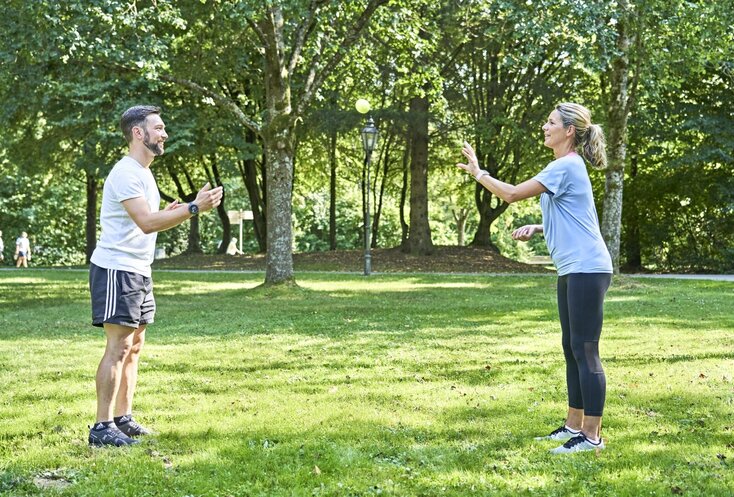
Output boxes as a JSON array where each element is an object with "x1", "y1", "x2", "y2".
[
  {"x1": 1, "y1": 271, "x2": 733, "y2": 495},
  {"x1": 0, "y1": 1, "x2": 732, "y2": 272},
  {"x1": 0, "y1": 165, "x2": 86, "y2": 266}
]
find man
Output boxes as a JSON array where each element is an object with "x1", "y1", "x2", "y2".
[
  {"x1": 88, "y1": 105, "x2": 223, "y2": 447},
  {"x1": 15, "y1": 231, "x2": 31, "y2": 268},
  {"x1": 0, "y1": 230, "x2": 4, "y2": 262}
]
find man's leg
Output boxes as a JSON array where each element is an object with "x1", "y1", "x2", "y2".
[
  {"x1": 96, "y1": 323, "x2": 135, "y2": 423},
  {"x1": 115, "y1": 325, "x2": 146, "y2": 417}
]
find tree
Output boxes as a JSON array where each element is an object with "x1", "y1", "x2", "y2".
[
  {"x1": 445, "y1": 1, "x2": 601, "y2": 248},
  {"x1": 12, "y1": 1, "x2": 388, "y2": 284},
  {"x1": 598, "y1": 0, "x2": 733, "y2": 273},
  {"x1": 599, "y1": 0, "x2": 636, "y2": 274}
]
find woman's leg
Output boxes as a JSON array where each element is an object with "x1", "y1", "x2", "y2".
[
  {"x1": 566, "y1": 273, "x2": 612, "y2": 440},
  {"x1": 558, "y1": 275, "x2": 584, "y2": 428}
]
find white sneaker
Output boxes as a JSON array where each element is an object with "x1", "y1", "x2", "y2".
[
  {"x1": 550, "y1": 433, "x2": 605, "y2": 454},
  {"x1": 534, "y1": 425, "x2": 581, "y2": 441}
]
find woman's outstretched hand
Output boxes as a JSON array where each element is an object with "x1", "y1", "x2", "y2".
[{"x1": 456, "y1": 141, "x2": 481, "y2": 177}]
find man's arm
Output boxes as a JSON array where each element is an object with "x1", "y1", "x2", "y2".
[
  {"x1": 123, "y1": 183, "x2": 223, "y2": 234},
  {"x1": 123, "y1": 197, "x2": 191, "y2": 234}
]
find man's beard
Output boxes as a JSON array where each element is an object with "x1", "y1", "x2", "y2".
[{"x1": 143, "y1": 130, "x2": 164, "y2": 156}]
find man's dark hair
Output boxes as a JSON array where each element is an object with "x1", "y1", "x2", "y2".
[{"x1": 120, "y1": 105, "x2": 162, "y2": 143}]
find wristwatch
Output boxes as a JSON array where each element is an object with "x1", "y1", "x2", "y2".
[{"x1": 187, "y1": 202, "x2": 199, "y2": 216}]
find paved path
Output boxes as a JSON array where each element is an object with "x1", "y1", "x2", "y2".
[
  {"x1": 1, "y1": 267, "x2": 732, "y2": 281},
  {"x1": 627, "y1": 274, "x2": 734, "y2": 282}
]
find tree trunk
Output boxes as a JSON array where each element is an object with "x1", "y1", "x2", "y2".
[
  {"x1": 238, "y1": 130, "x2": 267, "y2": 252},
  {"x1": 470, "y1": 184, "x2": 506, "y2": 249},
  {"x1": 263, "y1": 133, "x2": 295, "y2": 284},
  {"x1": 623, "y1": 152, "x2": 642, "y2": 270},
  {"x1": 205, "y1": 156, "x2": 231, "y2": 255},
  {"x1": 399, "y1": 138, "x2": 410, "y2": 246},
  {"x1": 372, "y1": 129, "x2": 392, "y2": 248},
  {"x1": 329, "y1": 129, "x2": 337, "y2": 250},
  {"x1": 453, "y1": 206, "x2": 469, "y2": 247},
  {"x1": 85, "y1": 169, "x2": 98, "y2": 263},
  {"x1": 601, "y1": 0, "x2": 634, "y2": 274},
  {"x1": 457, "y1": 216, "x2": 466, "y2": 246},
  {"x1": 405, "y1": 96, "x2": 434, "y2": 255},
  {"x1": 185, "y1": 214, "x2": 202, "y2": 254}
]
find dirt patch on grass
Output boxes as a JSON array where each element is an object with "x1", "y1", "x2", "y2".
[{"x1": 153, "y1": 245, "x2": 553, "y2": 274}]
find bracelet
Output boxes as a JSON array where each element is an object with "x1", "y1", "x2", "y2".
[{"x1": 474, "y1": 170, "x2": 490, "y2": 181}]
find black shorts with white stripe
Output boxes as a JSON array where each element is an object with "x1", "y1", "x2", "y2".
[{"x1": 89, "y1": 263, "x2": 156, "y2": 329}]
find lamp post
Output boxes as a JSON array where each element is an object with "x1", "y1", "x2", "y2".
[{"x1": 360, "y1": 116, "x2": 378, "y2": 276}]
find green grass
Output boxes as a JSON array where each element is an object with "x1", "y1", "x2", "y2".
[{"x1": 0, "y1": 270, "x2": 732, "y2": 496}]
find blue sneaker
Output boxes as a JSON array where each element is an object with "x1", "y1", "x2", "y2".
[
  {"x1": 89, "y1": 424, "x2": 139, "y2": 447},
  {"x1": 115, "y1": 415, "x2": 152, "y2": 437}
]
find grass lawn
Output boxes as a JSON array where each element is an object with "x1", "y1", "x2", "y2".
[{"x1": 0, "y1": 270, "x2": 732, "y2": 496}]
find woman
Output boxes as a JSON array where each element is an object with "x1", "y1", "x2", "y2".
[{"x1": 456, "y1": 103, "x2": 613, "y2": 454}]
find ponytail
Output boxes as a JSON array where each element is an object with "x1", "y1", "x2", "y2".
[
  {"x1": 556, "y1": 102, "x2": 608, "y2": 170},
  {"x1": 582, "y1": 123, "x2": 607, "y2": 170}
]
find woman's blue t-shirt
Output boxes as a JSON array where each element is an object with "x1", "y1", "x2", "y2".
[{"x1": 533, "y1": 153, "x2": 613, "y2": 276}]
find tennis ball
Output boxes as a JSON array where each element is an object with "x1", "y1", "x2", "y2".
[{"x1": 355, "y1": 99, "x2": 371, "y2": 114}]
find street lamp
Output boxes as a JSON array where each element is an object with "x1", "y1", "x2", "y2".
[{"x1": 360, "y1": 116, "x2": 378, "y2": 276}]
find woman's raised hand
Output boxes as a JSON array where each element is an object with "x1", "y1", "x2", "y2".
[{"x1": 456, "y1": 141, "x2": 481, "y2": 176}]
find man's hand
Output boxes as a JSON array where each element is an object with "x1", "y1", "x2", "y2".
[{"x1": 192, "y1": 183, "x2": 224, "y2": 212}]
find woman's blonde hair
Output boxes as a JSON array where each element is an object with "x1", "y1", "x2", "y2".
[{"x1": 555, "y1": 103, "x2": 607, "y2": 170}]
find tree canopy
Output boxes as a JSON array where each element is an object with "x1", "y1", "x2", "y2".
[{"x1": 1, "y1": 0, "x2": 732, "y2": 274}]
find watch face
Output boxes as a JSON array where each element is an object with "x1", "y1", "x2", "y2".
[{"x1": 188, "y1": 203, "x2": 199, "y2": 215}]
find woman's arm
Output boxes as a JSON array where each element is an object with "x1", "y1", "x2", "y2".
[{"x1": 456, "y1": 141, "x2": 547, "y2": 203}]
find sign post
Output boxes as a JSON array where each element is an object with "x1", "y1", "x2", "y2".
[{"x1": 226, "y1": 210, "x2": 254, "y2": 253}]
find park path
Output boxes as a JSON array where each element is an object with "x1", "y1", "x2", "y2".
[{"x1": 0, "y1": 267, "x2": 732, "y2": 281}]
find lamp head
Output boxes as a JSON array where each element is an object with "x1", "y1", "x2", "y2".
[{"x1": 361, "y1": 117, "x2": 378, "y2": 152}]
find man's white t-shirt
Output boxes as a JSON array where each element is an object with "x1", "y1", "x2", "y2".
[
  {"x1": 90, "y1": 156, "x2": 160, "y2": 277},
  {"x1": 16, "y1": 236, "x2": 30, "y2": 253}
]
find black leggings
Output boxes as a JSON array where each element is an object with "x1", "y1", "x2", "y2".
[{"x1": 557, "y1": 272, "x2": 612, "y2": 417}]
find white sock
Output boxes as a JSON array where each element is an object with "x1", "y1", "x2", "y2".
[
  {"x1": 585, "y1": 435, "x2": 601, "y2": 445},
  {"x1": 564, "y1": 425, "x2": 581, "y2": 434}
]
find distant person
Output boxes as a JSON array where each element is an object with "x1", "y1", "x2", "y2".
[
  {"x1": 226, "y1": 237, "x2": 243, "y2": 255},
  {"x1": 456, "y1": 102, "x2": 613, "y2": 454},
  {"x1": 15, "y1": 232, "x2": 31, "y2": 268},
  {"x1": 88, "y1": 105, "x2": 223, "y2": 447},
  {"x1": 0, "y1": 230, "x2": 4, "y2": 263}
]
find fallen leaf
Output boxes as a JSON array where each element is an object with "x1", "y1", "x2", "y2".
[{"x1": 313, "y1": 465, "x2": 321, "y2": 475}]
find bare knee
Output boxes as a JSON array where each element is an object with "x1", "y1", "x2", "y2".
[
  {"x1": 105, "y1": 339, "x2": 133, "y2": 363},
  {"x1": 129, "y1": 328, "x2": 146, "y2": 359},
  {"x1": 128, "y1": 340, "x2": 144, "y2": 360}
]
